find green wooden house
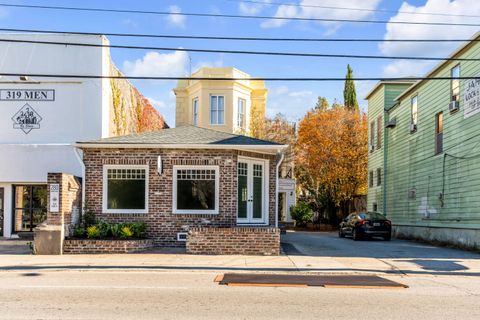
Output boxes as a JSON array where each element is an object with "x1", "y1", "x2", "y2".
[{"x1": 366, "y1": 33, "x2": 480, "y2": 250}]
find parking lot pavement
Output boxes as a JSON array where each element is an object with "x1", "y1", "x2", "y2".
[{"x1": 281, "y1": 231, "x2": 480, "y2": 277}]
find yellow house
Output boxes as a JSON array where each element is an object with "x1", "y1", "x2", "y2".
[{"x1": 174, "y1": 67, "x2": 267, "y2": 135}]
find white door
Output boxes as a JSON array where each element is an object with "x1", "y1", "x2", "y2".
[{"x1": 237, "y1": 159, "x2": 267, "y2": 224}]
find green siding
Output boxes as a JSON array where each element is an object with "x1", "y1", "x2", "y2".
[{"x1": 378, "y1": 41, "x2": 480, "y2": 230}]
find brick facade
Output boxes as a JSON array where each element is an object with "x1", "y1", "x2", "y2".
[
  {"x1": 46, "y1": 173, "x2": 82, "y2": 235},
  {"x1": 82, "y1": 148, "x2": 277, "y2": 247},
  {"x1": 186, "y1": 227, "x2": 280, "y2": 255},
  {"x1": 63, "y1": 239, "x2": 155, "y2": 254}
]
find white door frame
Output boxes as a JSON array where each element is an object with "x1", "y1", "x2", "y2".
[{"x1": 237, "y1": 157, "x2": 269, "y2": 225}]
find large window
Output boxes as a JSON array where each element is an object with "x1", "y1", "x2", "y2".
[
  {"x1": 237, "y1": 98, "x2": 246, "y2": 129},
  {"x1": 435, "y1": 112, "x2": 444, "y2": 155},
  {"x1": 13, "y1": 185, "x2": 47, "y2": 232},
  {"x1": 210, "y1": 95, "x2": 225, "y2": 125},
  {"x1": 370, "y1": 121, "x2": 375, "y2": 151},
  {"x1": 451, "y1": 64, "x2": 460, "y2": 102},
  {"x1": 192, "y1": 98, "x2": 199, "y2": 126},
  {"x1": 103, "y1": 166, "x2": 148, "y2": 213},
  {"x1": 173, "y1": 166, "x2": 219, "y2": 214},
  {"x1": 369, "y1": 171, "x2": 374, "y2": 188},
  {"x1": 376, "y1": 168, "x2": 382, "y2": 186},
  {"x1": 411, "y1": 95, "x2": 418, "y2": 130}
]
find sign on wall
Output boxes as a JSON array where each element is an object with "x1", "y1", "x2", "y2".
[
  {"x1": 49, "y1": 184, "x2": 60, "y2": 213},
  {"x1": 464, "y1": 78, "x2": 480, "y2": 119},
  {"x1": 0, "y1": 89, "x2": 55, "y2": 101},
  {"x1": 11, "y1": 104, "x2": 42, "y2": 134}
]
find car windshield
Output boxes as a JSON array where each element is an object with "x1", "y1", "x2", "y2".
[{"x1": 358, "y1": 212, "x2": 386, "y2": 220}]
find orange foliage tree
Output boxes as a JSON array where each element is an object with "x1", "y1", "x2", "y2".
[{"x1": 296, "y1": 107, "x2": 368, "y2": 224}]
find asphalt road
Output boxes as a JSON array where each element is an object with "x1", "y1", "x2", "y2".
[{"x1": 0, "y1": 232, "x2": 479, "y2": 320}]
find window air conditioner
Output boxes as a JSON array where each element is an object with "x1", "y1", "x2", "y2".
[
  {"x1": 449, "y1": 101, "x2": 459, "y2": 113},
  {"x1": 410, "y1": 123, "x2": 417, "y2": 132}
]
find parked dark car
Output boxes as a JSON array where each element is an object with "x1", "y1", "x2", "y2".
[{"x1": 338, "y1": 212, "x2": 391, "y2": 241}]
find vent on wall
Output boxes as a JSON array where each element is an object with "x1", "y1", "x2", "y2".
[
  {"x1": 177, "y1": 232, "x2": 188, "y2": 242},
  {"x1": 385, "y1": 117, "x2": 397, "y2": 128}
]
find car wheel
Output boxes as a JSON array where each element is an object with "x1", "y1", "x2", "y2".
[
  {"x1": 352, "y1": 228, "x2": 360, "y2": 241},
  {"x1": 338, "y1": 229, "x2": 345, "y2": 238},
  {"x1": 383, "y1": 233, "x2": 391, "y2": 241}
]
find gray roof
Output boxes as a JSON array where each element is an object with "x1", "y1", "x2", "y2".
[{"x1": 77, "y1": 126, "x2": 283, "y2": 147}]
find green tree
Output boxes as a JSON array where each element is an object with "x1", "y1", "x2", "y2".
[
  {"x1": 315, "y1": 96, "x2": 329, "y2": 111},
  {"x1": 343, "y1": 64, "x2": 359, "y2": 111}
]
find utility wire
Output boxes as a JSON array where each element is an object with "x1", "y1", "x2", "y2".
[
  {"x1": 0, "y1": 38, "x2": 478, "y2": 62},
  {"x1": 1, "y1": 3, "x2": 480, "y2": 27},
  {"x1": 0, "y1": 27, "x2": 478, "y2": 43},
  {"x1": 0, "y1": 72, "x2": 477, "y2": 81},
  {"x1": 227, "y1": 0, "x2": 480, "y2": 19}
]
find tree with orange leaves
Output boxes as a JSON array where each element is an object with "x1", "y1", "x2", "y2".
[{"x1": 296, "y1": 106, "x2": 368, "y2": 224}]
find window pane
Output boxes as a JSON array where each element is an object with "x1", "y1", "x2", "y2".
[
  {"x1": 177, "y1": 180, "x2": 216, "y2": 210},
  {"x1": 218, "y1": 96, "x2": 225, "y2": 111},
  {"x1": 218, "y1": 110, "x2": 224, "y2": 124},
  {"x1": 107, "y1": 173, "x2": 146, "y2": 210},
  {"x1": 253, "y1": 176, "x2": 263, "y2": 219},
  {"x1": 411, "y1": 96, "x2": 418, "y2": 125},
  {"x1": 32, "y1": 185, "x2": 47, "y2": 209},
  {"x1": 238, "y1": 175, "x2": 248, "y2": 219}
]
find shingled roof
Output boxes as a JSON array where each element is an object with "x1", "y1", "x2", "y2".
[{"x1": 76, "y1": 126, "x2": 285, "y2": 152}]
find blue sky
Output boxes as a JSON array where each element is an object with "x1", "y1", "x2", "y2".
[{"x1": 1, "y1": 0, "x2": 480, "y2": 126}]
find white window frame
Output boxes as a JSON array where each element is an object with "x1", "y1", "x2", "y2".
[
  {"x1": 411, "y1": 95, "x2": 418, "y2": 126},
  {"x1": 102, "y1": 165, "x2": 149, "y2": 214},
  {"x1": 210, "y1": 95, "x2": 225, "y2": 125},
  {"x1": 237, "y1": 98, "x2": 246, "y2": 129},
  {"x1": 172, "y1": 165, "x2": 220, "y2": 215},
  {"x1": 192, "y1": 97, "x2": 199, "y2": 126}
]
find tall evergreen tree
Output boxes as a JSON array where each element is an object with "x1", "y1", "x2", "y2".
[{"x1": 343, "y1": 64, "x2": 359, "y2": 111}]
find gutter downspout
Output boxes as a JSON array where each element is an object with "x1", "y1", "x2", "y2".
[
  {"x1": 275, "y1": 151, "x2": 285, "y2": 229},
  {"x1": 73, "y1": 147, "x2": 86, "y2": 214}
]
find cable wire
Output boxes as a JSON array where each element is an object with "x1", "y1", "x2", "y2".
[
  {"x1": 0, "y1": 38, "x2": 478, "y2": 62},
  {"x1": 1, "y1": 3, "x2": 480, "y2": 27}
]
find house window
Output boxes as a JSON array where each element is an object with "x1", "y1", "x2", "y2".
[
  {"x1": 376, "y1": 115, "x2": 382, "y2": 149},
  {"x1": 370, "y1": 121, "x2": 375, "y2": 151},
  {"x1": 210, "y1": 95, "x2": 225, "y2": 125},
  {"x1": 173, "y1": 166, "x2": 219, "y2": 214},
  {"x1": 435, "y1": 112, "x2": 443, "y2": 154},
  {"x1": 369, "y1": 171, "x2": 374, "y2": 188},
  {"x1": 373, "y1": 203, "x2": 378, "y2": 212},
  {"x1": 192, "y1": 98, "x2": 199, "y2": 126},
  {"x1": 237, "y1": 98, "x2": 246, "y2": 129},
  {"x1": 451, "y1": 65, "x2": 460, "y2": 102},
  {"x1": 411, "y1": 95, "x2": 418, "y2": 130},
  {"x1": 376, "y1": 168, "x2": 382, "y2": 186},
  {"x1": 103, "y1": 166, "x2": 148, "y2": 213}
]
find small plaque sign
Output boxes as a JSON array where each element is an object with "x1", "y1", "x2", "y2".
[
  {"x1": 0, "y1": 89, "x2": 55, "y2": 101},
  {"x1": 49, "y1": 184, "x2": 60, "y2": 213}
]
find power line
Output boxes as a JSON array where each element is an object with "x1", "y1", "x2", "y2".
[
  {"x1": 1, "y1": 2, "x2": 480, "y2": 27},
  {"x1": 0, "y1": 72, "x2": 477, "y2": 81},
  {"x1": 0, "y1": 27, "x2": 478, "y2": 43},
  {"x1": 227, "y1": 0, "x2": 480, "y2": 19},
  {"x1": 0, "y1": 38, "x2": 478, "y2": 62}
]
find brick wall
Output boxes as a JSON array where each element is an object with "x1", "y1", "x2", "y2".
[
  {"x1": 186, "y1": 227, "x2": 280, "y2": 255},
  {"x1": 83, "y1": 148, "x2": 277, "y2": 246},
  {"x1": 63, "y1": 239, "x2": 155, "y2": 254},
  {"x1": 47, "y1": 173, "x2": 82, "y2": 235}
]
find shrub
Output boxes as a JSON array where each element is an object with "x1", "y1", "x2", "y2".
[
  {"x1": 82, "y1": 208, "x2": 96, "y2": 228},
  {"x1": 120, "y1": 226, "x2": 134, "y2": 238},
  {"x1": 74, "y1": 227, "x2": 85, "y2": 238},
  {"x1": 96, "y1": 221, "x2": 111, "y2": 238},
  {"x1": 86, "y1": 225, "x2": 101, "y2": 239},
  {"x1": 290, "y1": 201, "x2": 314, "y2": 227},
  {"x1": 110, "y1": 223, "x2": 122, "y2": 238},
  {"x1": 130, "y1": 222, "x2": 147, "y2": 238}
]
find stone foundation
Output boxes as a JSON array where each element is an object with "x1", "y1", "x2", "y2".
[
  {"x1": 63, "y1": 239, "x2": 155, "y2": 254},
  {"x1": 186, "y1": 227, "x2": 280, "y2": 256}
]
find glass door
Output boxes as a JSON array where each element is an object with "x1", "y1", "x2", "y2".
[
  {"x1": 0, "y1": 188, "x2": 4, "y2": 237},
  {"x1": 13, "y1": 185, "x2": 47, "y2": 233},
  {"x1": 237, "y1": 159, "x2": 266, "y2": 224}
]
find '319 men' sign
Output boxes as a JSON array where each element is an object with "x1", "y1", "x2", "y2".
[{"x1": 0, "y1": 89, "x2": 55, "y2": 101}]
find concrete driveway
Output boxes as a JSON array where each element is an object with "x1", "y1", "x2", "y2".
[{"x1": 281, "y1": 231, "x2": 480, "y2": 276}]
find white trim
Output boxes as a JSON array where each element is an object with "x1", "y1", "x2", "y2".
[
  {"x1": 76, "y1": 143, "x2": 287, "y2": 153},
  {"x1": 236, "y1": 157, "x2": 269, "y2": 225},
  {"x1": 172, "y1": 165, "x2": 220, "y2": 215},
  {"x1": 275, "y1": 152, "x2": 285, "y2": 229},
  {"x1": 102, "y1": 165, "x2": 149, "y2": 214}
]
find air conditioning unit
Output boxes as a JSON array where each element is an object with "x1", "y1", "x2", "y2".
[
  {"x1": 385, "y1": 117, "x2": 397, "y2": 128},
  {"x1": 449, "y1": 101, "x2": 459, "y2": 113},
  {"x1": 369, "y1": 145, "x2": 375, "y2": 152},
  {"x1": 410, "y1": 123, "x2": 417, "y2": 132}
]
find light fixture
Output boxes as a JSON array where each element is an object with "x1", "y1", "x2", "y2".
[{"x1": 157, "y1": 156, "x2": 163, "y2": 175}]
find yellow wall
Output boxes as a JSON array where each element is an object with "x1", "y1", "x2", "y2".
[{"x1": 174, "y1": 68, "x2": 267, "y2": 135}]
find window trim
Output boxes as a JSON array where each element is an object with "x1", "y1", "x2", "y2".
[
  {"x1": 237, "y1": 97, "x2": 246, "y2": 129},
  {"x1": 102, "y1": 165, "x2": 149, "y2": 214},
  {"x1": 192, "y1": 97, "x2": 199, "y2": 126},
  {"x1": 451, "y1": 64, "x2": 460, "y2": 103},
  {"x1": 172, "y1": 165, "x2": 220, "y2": 215},
  {"x1": 435, "y1": 111, "x2": 444, "y2": 155},
  {"x1": 369, "y1": 170, "x2": 374, "y2": 188},
  {"x1": 376, "y1": 115, "x2": 382, "y2": 149},
  {"x1": 411, "y1": 95, "x2": 418, "y2": 126},
  {"x1": 369, "y1": 121, "x2": 375, "y2": 151},
  {"x1": 209, "y1": 95, "x2": 225, "y2": 126},
  {"x1": 376, "y1": 168, "x2": 382, "y2": 187}
]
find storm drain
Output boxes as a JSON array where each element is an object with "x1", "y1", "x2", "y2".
[{"x1": 215, "y1": 273, "x2": 408, "y2": 289}]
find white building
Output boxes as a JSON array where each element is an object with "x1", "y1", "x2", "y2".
[{"x1": 0, "y1": 33, "x2": 166, "y2": 238}]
